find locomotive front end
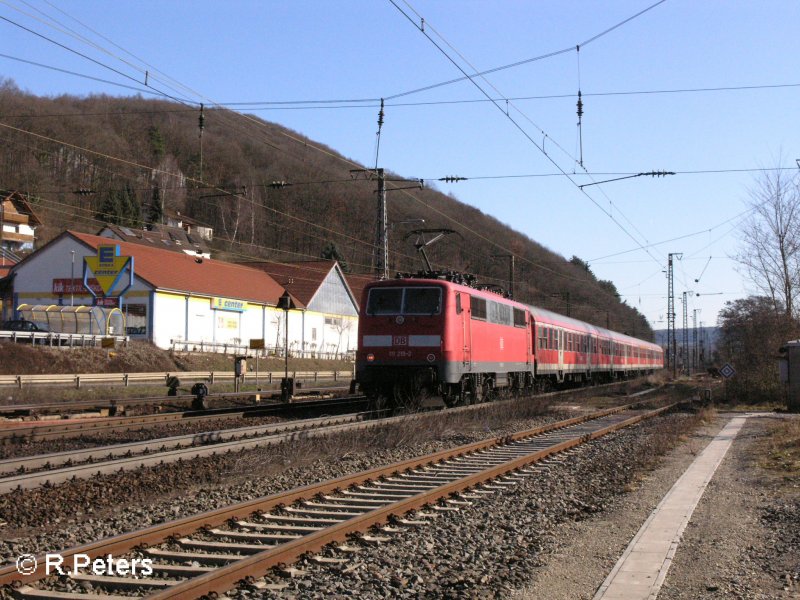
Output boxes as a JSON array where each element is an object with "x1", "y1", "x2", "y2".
[{"x1": 355, "y1": 281, "x2": 448, "y2": 405}]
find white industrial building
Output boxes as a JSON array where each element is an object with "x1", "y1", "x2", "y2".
[
  {"x1": 239, "y1": 260, "x2": 360, "y2": 358},
  {"x1": 7, "y1": 231, "x2": 360, "y2": 357}
]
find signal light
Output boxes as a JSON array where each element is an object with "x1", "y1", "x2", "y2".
[{"x1": 367, "y1": 353, "x2": 375, "y2": 362}]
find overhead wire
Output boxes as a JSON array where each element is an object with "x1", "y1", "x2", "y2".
[
  {"x1": 0, "y1": 12, "x2": 193, "y2": 105},
  {"x1": 0, "y1": 3, "x2": 658, "y2": 309},
  {"x1": 385, "y1": 0, "x2": 669, "y2": 101},
  {"x1": 389, "y1": 0, "x2": 665, "y2": 273}
]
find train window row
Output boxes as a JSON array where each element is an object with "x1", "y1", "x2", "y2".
[{"x1": 532, "y1": 328, "x2": 661, "y2": 360}]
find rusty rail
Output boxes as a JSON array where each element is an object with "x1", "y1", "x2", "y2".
[{"x1": 0, "y1": 399, "x2": 674, "y2": 598}]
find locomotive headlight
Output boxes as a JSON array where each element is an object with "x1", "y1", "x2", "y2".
[{"x1": 367, "y1": 353, "x2": 375, "y2": 362}]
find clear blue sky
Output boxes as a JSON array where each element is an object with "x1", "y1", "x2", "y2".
[{"x1": 1, "y1": 0, "x2": 798, "y2": 330}]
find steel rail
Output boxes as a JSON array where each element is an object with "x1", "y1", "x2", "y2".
[
  {"x1": 0, "y1": 394, "x2": 364, "y2": 444},
  {"x1": 0, "y1": 412, "x2": 372, "y2": 474},
  {"x1": 0, "y1": 399, "x2": 673, "y2": 596},
  {"x1": 152, "y1": 404, "x2": 675, "y2": 600},
  {"x1": 0, "y1": 386, "x2": 657, "y2": 490},
  {"x1": 0, "y1": 384, "x2": 350, "y2": 416},
  {"x1": 0, "y1": 411, "x2": 380, "y2": 493}
]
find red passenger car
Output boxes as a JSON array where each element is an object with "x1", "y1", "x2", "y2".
[{"x1": 355, "y1": 276, "x2": 663, "y2": 407}]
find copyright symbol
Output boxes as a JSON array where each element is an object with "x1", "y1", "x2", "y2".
[{"x1": 16, "y1": 554, "x2": 37, "y2": 575}]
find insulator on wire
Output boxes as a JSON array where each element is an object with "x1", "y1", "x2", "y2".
[
  {"x1": 377, "y1": 98, "x2": 385, "y2": 130},
  {"x1": 576, "y1": 90, "x2": 583, "y2": 120},
  {"x1": 198, "y1": 104, "x2": 205, "y2": 132}
]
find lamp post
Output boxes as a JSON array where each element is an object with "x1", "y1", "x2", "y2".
[
  {"x1": 70, "y1": 250, "x2": 75, "y2": 306},
  {"x1": 277, "y1": 290, "x2": 296, "y2": 402}
]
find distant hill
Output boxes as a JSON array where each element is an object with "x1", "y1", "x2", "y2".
[
  {"x1": 654, "y1": 327, "x2": 719, "y2": 351},
  {"x1": 0, "y1": 82, "x2": 652, "y2": 338}
]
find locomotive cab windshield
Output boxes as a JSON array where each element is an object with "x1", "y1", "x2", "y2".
[{"x1": 366, "y1": 286, "x2": 442, "y2": 316}]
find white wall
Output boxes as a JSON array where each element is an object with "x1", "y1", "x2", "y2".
[
  {"x1": 12, "y1": 236, "x2": 151, "y2": 314},
  {"x1": 300, "y1": 311, "x2": 357, "y2": 357},
  {"x1": 151, "y1": 292, "x2": 185, "y2": 348}
]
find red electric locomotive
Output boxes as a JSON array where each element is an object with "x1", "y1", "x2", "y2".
[{"x1": 355, "y1": 274, "x2": 663, "y2": 407}]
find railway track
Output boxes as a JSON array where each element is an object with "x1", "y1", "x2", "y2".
[
  {"x1": 0, "y1": 385, "x2": 351, "y2": 418},
  {"x1": 0, "y1": 394, "x2": 365, "y2": 445},
  {"x1": 0, "y1": 407, "x2": 382, "y2": 493},
  {"x1": 0, "y1": 399, "x2": 675, "y2": 599},
  {"x1": 0, "y1": 380, "x2": 640, "y2": 447}
]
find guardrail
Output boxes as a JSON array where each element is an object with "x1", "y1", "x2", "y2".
[
  {"x1": 0, "y1": 369, "x2": 355, "y2": 389},
  {"x1": 0, "y1": 331, "x2": 129, "y2": 347}
]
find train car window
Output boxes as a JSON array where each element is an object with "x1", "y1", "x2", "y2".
[
  {"x1": 567, "y1": 333, "x2": 573, "y2": 351},
  {"x1": 404, "y1": 287, "x2": 442, "y2": 315},
  {"x1": 455, "y1": 293, "x2": 462, "y2": 314},
  {"x1": 513, "y1": 308, "x2": 526, "y2": 327},
  {"x1": 471, "y1": 296, "x2": 487, "y2": 320},
  {"x1": 367, "y1": 288, "x2": 403, "y2": 315}
]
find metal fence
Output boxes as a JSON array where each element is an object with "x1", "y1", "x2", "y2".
[
  {"x1": 170, "y1": 339, "x2": 356, "y2": 362},
  {"x1": 0, "y1": 331, "x2": 129, "y2": 347},
  {"x1": 0, "y1": 369, "x2": 354, "y2": 389}
]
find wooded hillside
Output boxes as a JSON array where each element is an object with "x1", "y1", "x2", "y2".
[{"x1": 0, "y1": 82, "x2": 652, "y2": 338}]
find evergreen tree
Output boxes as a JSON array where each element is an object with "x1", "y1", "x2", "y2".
[
  {"x1": 321, "y1": 242, "x2": 349, "y2": 272},
  {"x1": 147, "y1": 185, "x2": 163, "y2": 227},
  {"x1": 120, "y1": 183, "x2": 141, "y2": 227},
  {"x1": 96, "y1": 191, "x2": 122, "y2": 224}
]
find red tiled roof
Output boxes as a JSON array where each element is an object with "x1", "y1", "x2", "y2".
[
  {"x1": 98, "y1": 224, "x2": 210, "y2": 256},
  {"x1": 69, "y1": 231, "x2": 294, "y2": 307},
  {"x1": 238, "y1": 260, "x2": 338, "y2": 306}
]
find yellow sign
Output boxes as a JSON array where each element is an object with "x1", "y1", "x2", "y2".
[
  {"x1": 249, "y1": 338, "x2": 265, "y2": 349},
  {"x1": 84, "y1": 245, "x2": 131, "y2": 296},
  {"x1": 101, "y1": 337, "x2": 115, "y2": 348},
  {"x1": 211, "y1": 297, "x2": 248, "y2": 312}
]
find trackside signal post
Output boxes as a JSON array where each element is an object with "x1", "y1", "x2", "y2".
[{"x1": 278, "y1": 290, "x2": 296, "y2": 402}]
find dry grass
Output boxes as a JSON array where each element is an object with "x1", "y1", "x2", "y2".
[
  {"x1": 756, "y1": 418, "x2": 800, "y2": 476},
  {"x1": 0, "y1": 341, "x2": 353, "y2": 376},
  {"x1": 226, "y1": 396, "x2": 555, "y2": 480}
]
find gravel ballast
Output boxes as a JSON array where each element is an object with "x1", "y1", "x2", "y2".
[{"x1": 1, "y1": 403, "x2": 794, "y2": 599}]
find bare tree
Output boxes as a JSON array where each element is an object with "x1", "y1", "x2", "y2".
[{"x1": 735, "y1": 167, "x2": 800, "y2": 318}]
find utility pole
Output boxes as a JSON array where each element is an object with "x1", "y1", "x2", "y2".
[
  {"x1": 349, "y1": 166, "x2": 422, "y2": 280},
  {"x1": 374, "y1": 168, "x2": 388, "y2": 279},
  {"x1": 667, "y1": 253, "x2": 681, "y2": 377},
  {"x1": 198, "y1": 104, "x2": 205, "y2": 182},
  {"x1": 492, "y1": 254, "x2": 515, "y2": 298},
  {"x1": 682, "y1": 291, "x2": 690, "y2": 376},
  {"x1": 699, "y1": 320, "x2": 706, "y2": 369},
  {"x1": 693, "y1": 308, "x2": 700, "y2": 372}
]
